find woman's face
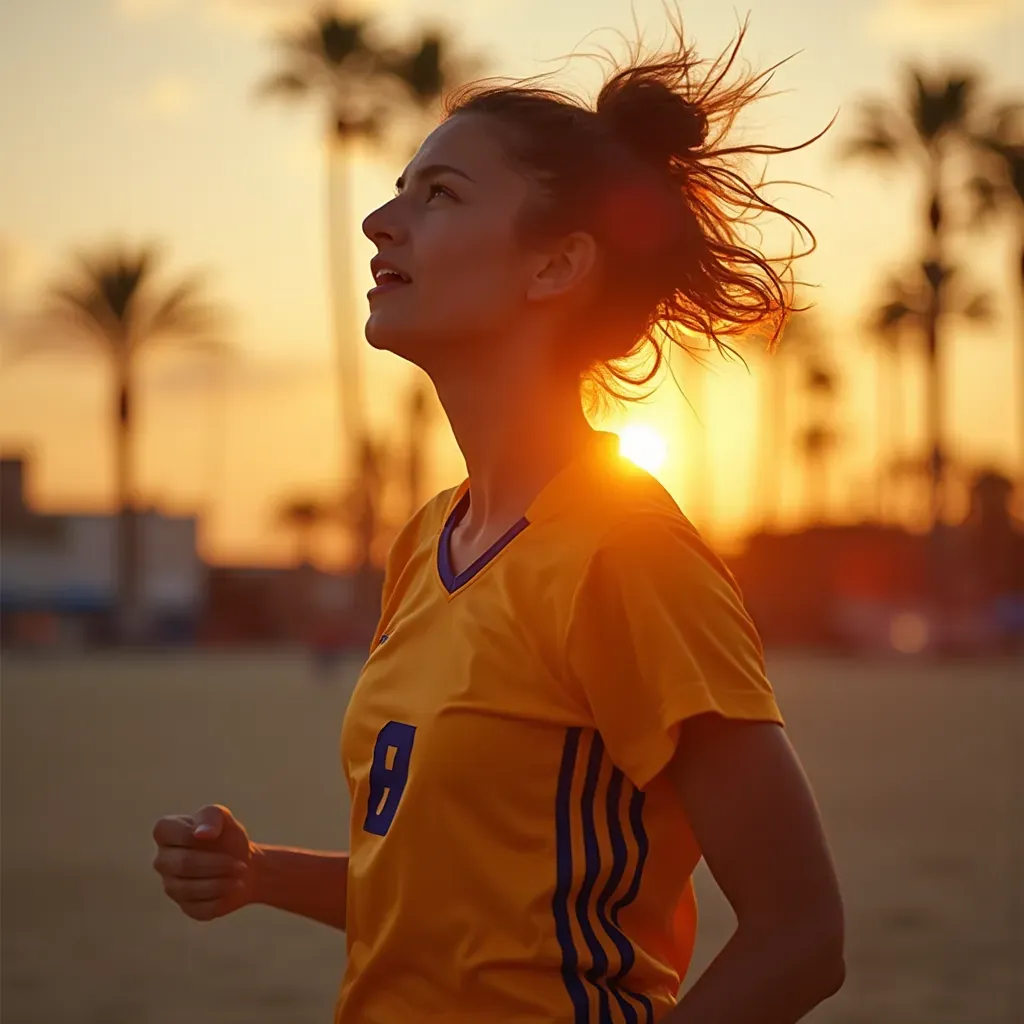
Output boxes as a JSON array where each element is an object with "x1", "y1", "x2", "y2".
[{"x1": 361, "y1": 114, "x2": 556, "y2": 373}]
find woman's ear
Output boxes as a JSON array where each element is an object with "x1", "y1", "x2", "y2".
[{"x1": 526, "y1": 231, "x2": 599, "y2": 304}]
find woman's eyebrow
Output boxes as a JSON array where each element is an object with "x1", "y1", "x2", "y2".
[{"x1": 395, "y1": 163, "x2": 476, "y2": 191}]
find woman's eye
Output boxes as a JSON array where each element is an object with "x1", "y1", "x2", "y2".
[{"x1": 427, "y1": 183, "x2": 454, "y2": 202}]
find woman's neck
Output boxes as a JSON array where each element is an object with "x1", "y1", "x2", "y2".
[{"x1": 432, "y1": 360, "x2": 594, "y2": 535}]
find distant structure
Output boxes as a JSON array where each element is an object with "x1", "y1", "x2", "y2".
[
  {"x1": 0, "y1": 454, "x2": 204, "y2": 648},
  {"x1": 729, "y1": 470, "x2": 1024, "y2": 656}
]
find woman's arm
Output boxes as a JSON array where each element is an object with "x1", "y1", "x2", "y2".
[
  {"x1": 249, "y1": 844, "x2": 349, "y2": 932},
  {"x1": 662, "y1": 715, "x2": 845, "y2": 1024}
]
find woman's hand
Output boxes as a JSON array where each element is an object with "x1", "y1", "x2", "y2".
[{"x1": 152, "y1": 804, "x2": 254, "y2": 922}]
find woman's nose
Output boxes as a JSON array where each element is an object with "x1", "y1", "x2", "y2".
[{"x1": 362, "y1": 199, "x2": 403, "y2": 245}]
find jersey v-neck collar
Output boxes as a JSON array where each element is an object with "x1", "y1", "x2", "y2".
[{"x1": 435, "y1": 430, "x2": 621, "y2": 596}]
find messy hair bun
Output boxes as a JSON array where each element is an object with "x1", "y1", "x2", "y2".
[
  {"x1": 444, "y1": 14, "x2": 827, "y2": 402},
  {"x1": 597, "y1": 76, "x2": 709, "y2": 169}
]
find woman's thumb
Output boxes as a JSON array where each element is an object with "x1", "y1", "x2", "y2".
[{"x1": 191, "y1": 805, "x2": 225, "y2": 839}]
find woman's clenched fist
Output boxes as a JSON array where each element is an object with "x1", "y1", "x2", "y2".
[{"x1": 152, "y1": 804, "x2": 255, "y2": 922}]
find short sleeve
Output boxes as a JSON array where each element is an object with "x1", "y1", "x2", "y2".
[{"x1": 563, "y1": 514, "x2": 783, "y2": 790}]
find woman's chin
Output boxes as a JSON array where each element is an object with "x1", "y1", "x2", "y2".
[
  {"x1": 365, "y1": 317, "x2": 425, "y2": 364},
  {"x1": 364, "y1": 316, "x2": 399, "y2": 353}
]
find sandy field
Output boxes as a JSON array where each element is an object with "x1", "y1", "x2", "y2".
[{"x1": 1, "y1": 650, "x2": 1021, "y2": 1023}]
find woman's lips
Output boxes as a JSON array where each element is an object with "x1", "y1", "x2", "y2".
[{"x1": 367, "y1": 278, "x2": 411, "y2": 300}]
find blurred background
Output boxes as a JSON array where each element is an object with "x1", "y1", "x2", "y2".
[{"x1": 1, "y1": 1, "x2": 1021, "y2": 1022}]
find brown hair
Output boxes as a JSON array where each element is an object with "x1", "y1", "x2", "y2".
[{"x1": 442, "y1": 15, "x2": 827, "y2": 403}]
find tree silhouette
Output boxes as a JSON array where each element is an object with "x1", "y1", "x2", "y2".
[
  {"x1": 973, "y1": 103, "x2": 1024, "y2": 482},
  {"x1": 844, "y1": 68, "x2": 991, "y2": 528},
  {"x1": 378, "y1": 30, "x2": 480, "y2": 520},
  {"x1": 868, "y1": 274, "x2": 920, "y2": 524},
  {"x1": 31, "y1": 244, "x2": 223, "y2": 640},
  {"x1": 277, "y1": 496, "x2": 330, "y2": 567},
  {"x1": 754, "y1": 306, "x2": 820, "y2": 530},
  {"x1": 258, "y1": 10, "x2": 382, "y2": 570},
  {"x1": 680, "y1": 351, "x2": 712, "y2": 536},
  {"x1": 258, "y1": 10, "x2": 480, "y2": 565},
  {"x1": 866, "y1": 261, "x2": 994, "y2": 525},
  {"x1": 797, "y1": 359, "x2": 841, "y2": 526}
]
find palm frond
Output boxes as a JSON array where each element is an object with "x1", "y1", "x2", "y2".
[
  {"x1": 47, "y1": 283, "x2": 118, "y2": 343},
  {"x1": 805, "y1": 363, "x2": 836, "y2": 394},
  {"x1": 959, "y1": 291, "x2": 996, "y2": 324},
  {"x1": 255, "y1": 69, "x2": 310, "y2": 101},
  {"x1": 967, "y1": 172, "x2": 1004, "y2": 224},
  {"x1": 869, "y1": 272, "x2": 924, "y2": 345},
  {"x1": 37, "y1": 243, "x2": 223, "y2": 366},
  {"x1": 146, "y1": 276, "x2": 219, "y2": 343},
  {"x1": 840, "y1": 100, "x2": 905, "y2": 164},
  {"x1": 991, "y1": 101, "x2": 1024, "y2": 145},
  {"x1": 382, "y1": 31, "x2": 482, "y2": 108},
  {"x1": 910, "y1": 68, "x2": 976, "y2": 143}
]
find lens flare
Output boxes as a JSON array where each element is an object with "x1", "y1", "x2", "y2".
[{"x1": 618, "y1": 425, "x2": 668, "y2": 474}]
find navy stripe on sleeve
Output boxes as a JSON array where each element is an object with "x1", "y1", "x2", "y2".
[
  {"x1": 606, "y1": 785, "x2": 655, "y2": 1023},
  {"x1": 594, "y1": 764, "x2": 640, "y2": 1024},
  {"x1": 553, "y1": 728, "x2": 590, "y2": 1022},
  {"x1": 576, "y1": 733, "x2": 615, "y2": 1023}
]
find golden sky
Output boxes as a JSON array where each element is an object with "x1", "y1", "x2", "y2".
[{"x1": 1, "y1": 0, "x2": 1022, "y2": 565}]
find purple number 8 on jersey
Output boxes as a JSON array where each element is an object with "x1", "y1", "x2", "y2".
[{"x1": 363, "y1": 721, "x2": 417, "y2": 836}]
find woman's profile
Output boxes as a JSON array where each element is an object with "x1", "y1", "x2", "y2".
[{"x1": 153, "y1": 14, "x2": 845, "y2": 1023}]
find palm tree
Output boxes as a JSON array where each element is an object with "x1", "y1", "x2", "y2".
[
  {"x1": 684, "y1": 356, "x2": 712, "y2": 534},
  {"x1": 973, "y1": 105, "x2": 1024, "y2": 481},
  {"x1": 754, "y1": 307, "x2": 820, "y2": 530},
  {"x1": 797, "y1": 424, "x2": 840, "y2": 526},
  {"x1": 868, "y1": 275, "x2": 919, "y2": 524},
  {"x1": 405, "y1": 379, "x2": 432, "y2": 518},
  {"x1": 379, "y1": 32, "x2": 480, "y2": 522},
  {"x1": 38, "y1": 244, "x2": 221, "y2": 641},
  {"x1": 278, "y1": 496, "x2": 329, "y2": 567},
  {"x1": 258, "y1": 11, "x2": 383, "y2": 568},
  {"x1": 378, "y1": 30, "x2": 483, "y2": 157},
  {"x1": 867, "y1": 261, "x2": 994, "y2": 525},
  {"x1": 797, "y1": 360, "x2": 840, "y2": 526},
  {"x1": 258, "y1": 12, "x2": 479, "y2": 568},
  {"x1": 844, "y1": 68, "x2": 990, "y2": 528}
]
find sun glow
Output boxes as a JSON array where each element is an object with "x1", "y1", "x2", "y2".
[{"x1": 617, "y1": 424, "x2": 668, "y2": 474}]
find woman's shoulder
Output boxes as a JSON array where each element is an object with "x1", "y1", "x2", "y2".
[{"x1": 562, "y1": 455, "x2": 702, "y2": 552}]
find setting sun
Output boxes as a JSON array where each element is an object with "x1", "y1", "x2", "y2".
[{"x1": 617, "y1": 424, "x2": 668, "y2": 474}]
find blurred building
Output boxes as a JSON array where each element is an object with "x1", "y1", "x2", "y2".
[
  {"x1": 730, "y1": 472, "x2": 1024, "y2": 656},
  {"x1": 0, "y1": 455, "x2": 204, "y2": 648}
]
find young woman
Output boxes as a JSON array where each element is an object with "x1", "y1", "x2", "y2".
[{"x1": 153, "y1": 21, "x2": 845, "y2": 1024}]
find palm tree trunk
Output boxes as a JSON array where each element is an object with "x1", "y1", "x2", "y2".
[
  {"x1": 296, "y1": 524, "x2": 313, "y2": 567},
  {"x1": 115, "y1": 371, "x2": 138, "y2": 643},
  {"x1": 407, "y1": 381, "x2": 428, "y2": 520},
  {"x1": 875, "y1": 344, "x2": 889, "y2": 522},
  {"x1": 923, "y1": 269, "x2": 944, "y2": 528},
  {"x1": 891, "y1": 344, "x2": 905, "y2": 517},
  {"x1": 686, "y1": 361, "x2": 712, "y2": 533},
  {"x1": 802, "y1": 449, "x2": 821, "y2": 525},
  {"x1": 326, "y1": 133, "x2": 370, "y2": 571},
  {"x1": 1018, "y1": 244, "x2": 1024, "y2": 492},
  {"x1": 924, "y1": 167, "x2": 947, "y2": 532},
  {"x1": 816, "y1": 451, "x2": 830, "y2": 524},
  {"x1": 758, "y1": 357, "x2": 786, "y2": 530}
]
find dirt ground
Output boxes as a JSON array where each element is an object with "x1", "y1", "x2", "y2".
[{"x1": 1, "y1": 650, "x2": 1021, "y2": 1023}]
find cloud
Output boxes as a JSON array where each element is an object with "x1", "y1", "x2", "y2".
[
  {"x1": 136, "y1": 75, "x2": 199, "y2": 118},
  {"x1": 868, "y1": 0, "x2": 1023, "y2": 39}
]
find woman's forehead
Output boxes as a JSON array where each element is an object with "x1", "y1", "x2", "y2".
[{"x1": 408, "y1": 114, "x2": 516, "y2": 185}]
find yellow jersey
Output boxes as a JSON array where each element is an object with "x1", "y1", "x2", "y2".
[{"x1": 336, "y1": 430, "x2": 783, "y2": 1023}]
